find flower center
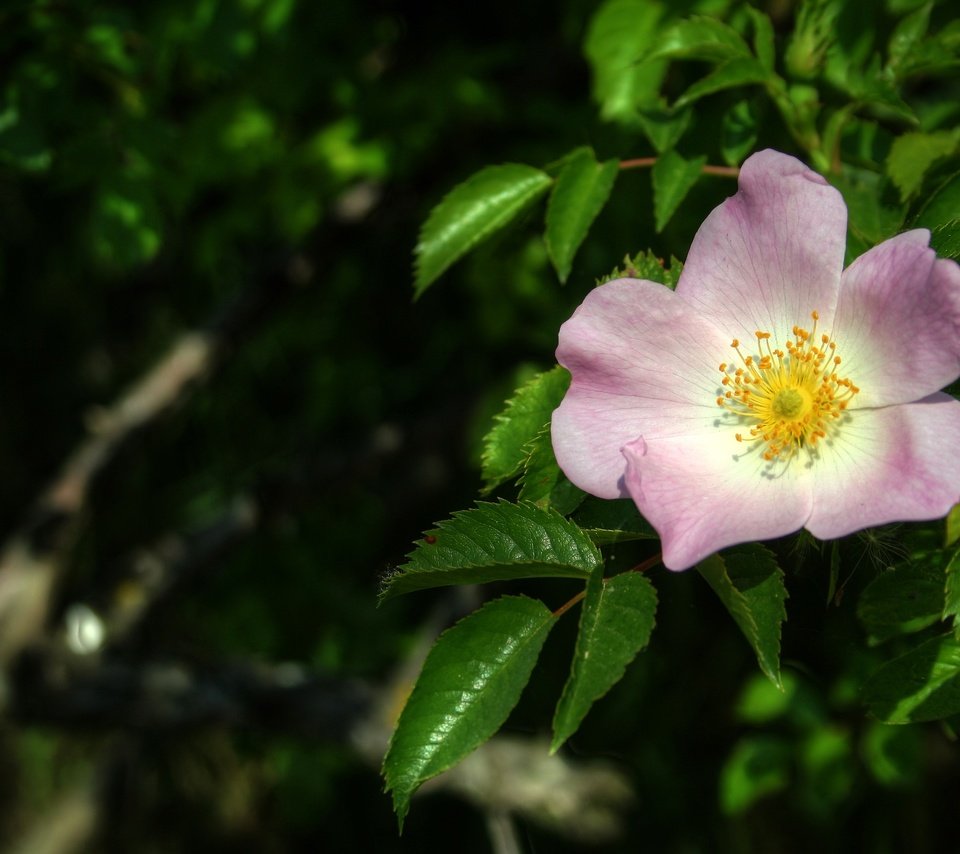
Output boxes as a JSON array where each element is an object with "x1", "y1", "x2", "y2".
[{"x1": 715, "y1": 311, "x2": 859, "y2": 461}]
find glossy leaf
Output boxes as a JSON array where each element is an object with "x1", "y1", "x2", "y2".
[
  {"x1": 518, "y1": 426, "x2": 587, "y2": 515},
  {"x1": 856, "y1": 557, "x2": 946, "y2": 644},
  {"x1": 383, "y1": 595, "x2": 558, "y2": 826},
  {"x1": 380, "y1": 500, "x2": 601, "y2": 600},
  {"x1": 413, "y1": 164, "x2": 552, "y2": 297},
  {"x1": 571, "y1": 497, "x2": 658, "y2": 545},
  {"x1": 646, "y1": 15, "x2": 753, "y2": 63},
  {"x1": 552, "y1": 568, "x2": 657, "y2": 752},
  {"x1": 674, "y1": 57, "x2": 771, "y2": 109},
  {"x1": 545, "y1": 147, "x2": 619, "y2": 282},
  {"x1": 697, "y1": 544, "x2": 787, "y2": 688},
  {"x1": 930, "y1": 220, "x2": 960, "y2": 261},
  {"x1": 652, "y1": 150, "x2": 706, "y2": 231},
  {"x1": 863, "y1": 633, "x2": 960, "y2": 723},
  {"x1": 481, "y1": 366, "x2": 570, "y2": 491}
]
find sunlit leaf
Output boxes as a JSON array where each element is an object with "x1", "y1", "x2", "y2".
[
  {"x1": 720, "y1": 735, "x2": 791, "y2": 814},
  {"x1": 596, "y1": 249, "x2": 683, "y2": 288},
  {"x1": 383, "y1": 595, "x2": 558, "y2": 827},
  {"x1": 380, "y1": 500, "x2": 601, "y2": 600},
  {"x1": 545, "y1": 147, "x2": 619, "y2": 282},
  {"x1": 551, "y1": 568, "x2": 657, "y2": 751},
  {"x1": 645, "y1": 15, "x2": 752, "y2": 63},
  {"x1": 863, "y1": 633, "x2": 960, "y2": 723},
  {"x1": 481, "y1": 366, "x2": 570, "y2": 491},
  {"x1": 414, "y1": 164, "x2": 552, "y2": 297},
  {"x1": 698, "y1": 544, "x2": 787, "y2": 688}
]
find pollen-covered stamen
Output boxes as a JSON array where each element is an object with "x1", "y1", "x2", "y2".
[{"x1": 716, "y1": 311, "x2": 859, "y2": 461}]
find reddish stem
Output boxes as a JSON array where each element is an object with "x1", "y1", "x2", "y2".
[
  {"x1": 619, "y1": 157, "x2": 740, "y2": 178},
  {"x1": 551, "y1": 551, "x2": 664, "y2": 618}
]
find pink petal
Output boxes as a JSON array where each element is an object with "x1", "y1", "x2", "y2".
[
  {"x1": 676, "y1": 149, "x2": 847, "y2": 346},
  {"x1": 805, "y1": 393, "x2": 960, "y2": 540},
  {"x1": 553, "y1": 279, "x2": 729, "y2": 499},
  {"x1": 830, "y1": 230, "x2": 960, "y2": 408},
  {"x1": 623, "y1": 433, "x2": 812, "y2": 571}
]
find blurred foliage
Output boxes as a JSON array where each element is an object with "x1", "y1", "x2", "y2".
[{"x1": 0, "y1": 0, "x2": 958, "y2": 852}]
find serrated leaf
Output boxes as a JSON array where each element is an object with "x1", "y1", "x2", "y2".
[
  {"x1": 380, "y1": 500, "x2": 602, "y2": 601},
  {"x1": 545, "y1": 147, "x2": 619, "y2": 282},
  {"x1": 646, "y1": 15, "x2": 752, "y2": 63},
  {"x1": 383, "y1": 595, "x2": 557, "y2": 826},
  {"x1": 570, "y1": 496, "x2": 658, "y2": 545},
  {"x1": 652, "y1": 150, "x2": 706, "y2": 232},
  {"x1": 596, "y1": 249, "x2": 683, "y2": 289},
  {"x1": 584, "y1": 0, "x2": 667, "y2": 122},
  {"x1": 414, "y1": 164, "x2": 552, "y2": 297},
  {"x1": 856, "y1": 557, "x2": 946, "y2": 645},
  {"x1": 674, "y1": 57, "x2": 771, "y2": 109},
  {"x1": 481, "y1": 366, "x2": 570, "y2": 491},
  {"x1": 930, "y1": 220, "x2": 960, "y2": 261},
  {"x1": 551, "y1": 568, "x2": 657, "y2": 752},
  {"x1": 885, "y1": 130, "x2": 960, "y2": 201},
  {"x1": 518, "y1": 426, "x2": 586, "y2": 515},
  {"x1": 944, "y1": 548, "x2": 960, "y2": 640},
  {"x1": 697, "y1": 544, "x2": 787, "y2": 688},
  {"x1": 863, "y1": 633, "x2": 960, "y2": 723}
]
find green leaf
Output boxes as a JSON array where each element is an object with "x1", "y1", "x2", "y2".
[
  {"x1": 857, "y1": 557, "x2": 947, "y2": 645},
  {"x1": 719, "y1": 735, "x2": 791, "y2": 814},
  {"x1": 596, "y1": 249, "x2": 683, "y2": 288},
  {"x1": 584, "y1": 0, "x2": 667, "y2": 122},
  {"x1": 721, "y1": 100, "x2": 758, "y2": 167},
  {"x1": 518, "y1": 426, "x2": 586, "y2": 515},
  {"x1": 913, "y1": 171, "x2": 960, "y2": 231},
  {"x1": 944, "y1": 548, "x2": 960, "y2": 641},
  {"x1": 886, "y1": 1, "x2": 931, "y2": 78},
  {"x1": 930, "y1": 220, "x2": 960, "y2": 261},
  {"x1": 885, "y1": 130, "x2": 960, "y2": 201},
  {"x1": 652, "y1": 150, "x2": 706, "y2": 232},
  {"x1": 863, "y1": 633, "x2": 960, "y2": 723},
  {"x1": 646, "y1": 15, "x2": 753, "y2": 63},
  {"x1": 481, "y1": 366, "x2": 570, "y2": 491},
  {"x1": 551, "y1": 568, "x2": 657, "y2": 752},
  {"x1": 637, "y1": 106, "x2": 692, "y2": 154},
  {"x1": 545, "y1": 147, "x2": 619, "y2": 283},
  {"x1": 413, "y1": 164, "x2": 552, "y2": 297},
  {"x1": 383, "y1": 595, "x2": 558, "y2": 826},
  {"x1": 571, "y1": 496, "x2": 658, "y2": 545},
  {"x1": 380, "y1": 500, "x2": 602, "y2": 601},
  {"x1": 947, "y1": 503, "x2": 960, "y2": 548},
  {"x1": 674, "y1": 57, "x2": 771, "y2": 109},
  {"x1": 747, "y1": 6, "x2": 776, "y2": 72},
  {"x1": 697, "y1": 544, "x2": 788, "y2": 688},
  {"x1": 830, "y1": 166, "x2": 906, "y2": 260}
]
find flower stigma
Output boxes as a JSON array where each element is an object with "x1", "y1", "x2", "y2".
[{"x1": 715, "y1": 311, "x2": 860, "y2": 461}]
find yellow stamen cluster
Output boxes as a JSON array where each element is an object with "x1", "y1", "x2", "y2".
[{"x1": 715, "y1": 311, "x2": 860, "y2": 461}]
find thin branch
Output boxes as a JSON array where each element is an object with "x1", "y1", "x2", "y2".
[{"x1": 619, "y1": 157, "x2": 740, "y2": 178}]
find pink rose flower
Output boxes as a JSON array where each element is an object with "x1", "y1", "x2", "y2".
[{"x1": 552, "y1": 149, "x2": 960, "y2": 570}]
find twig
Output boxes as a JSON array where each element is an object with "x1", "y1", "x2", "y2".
[{"x1": 619, "y1": 157, "x2": 740, "y2": 178}]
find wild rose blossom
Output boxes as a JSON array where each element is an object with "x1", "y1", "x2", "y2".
[{"x1": 552, "y1": 149, "x2": 960, "y2": 570}]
